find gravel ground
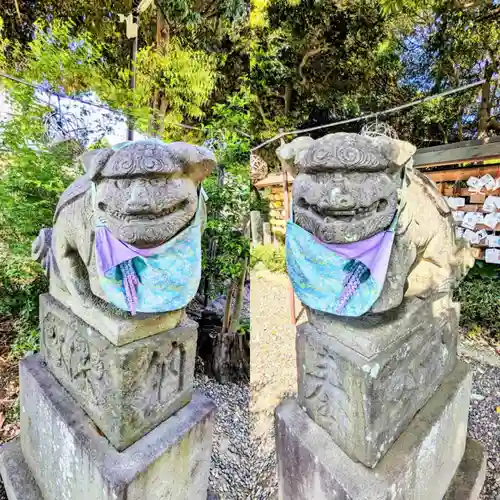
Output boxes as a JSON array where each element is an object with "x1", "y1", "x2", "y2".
[
  {"x1": 0, "y1": 374, "x2": 251, "y2": 500},
  {"x1": 463, "y1": 356, "x2": 500, "y2": 500},
  {"x1": 193, "y1": 374, "x2": 252, "y2": 499},
  {"x1": 250, "y1": 266, "x2": 303, "y2": 499}
]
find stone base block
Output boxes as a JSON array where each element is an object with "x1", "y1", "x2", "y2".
[
  {"x1": 15, "y1": 354, "x2": 215, "y2": 500},
  {"x1": 0, "y1": 439, "x2": 223, "y2": 500},
  {"x1": 276, "y1": 360, "x2": 474, "y2": 500},
  {"x1": 0, "y1": 439, "x2": 42, "y2": 500},
  {"x1": 40, "y1": 293, "x2": 197, "y2": 450},
  {"x1": 298, "y1": 295, "x2": 459, "y2": 466},
  {"x1": 50, "y1": 285, "x2": 184, "y2": 346},
  {"x1": 444, "y1": 439, "x2": 487, "y2": 500}
]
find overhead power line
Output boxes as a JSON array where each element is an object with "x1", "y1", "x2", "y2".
[
  {"x1": 2, "y1": 71, "x2": 490, "y2": 150},
  {"x1": 251, "y1": 78, "x2": 492, "y2": 152}
]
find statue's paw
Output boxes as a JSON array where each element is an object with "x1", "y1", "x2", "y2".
[
  {"x1": 79, "y1": 293, "x2": 106, "y2": 311},
  {"x1": 105, "y1": 303, "x2": 131, "y2": 319},
  {"x1": 90, "y1": 296, "x2": 131, "y2": 318},
  {"x1": 77, "y1": 292, "x2": 131, "y2": 319}
]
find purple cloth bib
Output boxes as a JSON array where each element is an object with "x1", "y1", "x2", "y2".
[{"x1": 316, "y1": 230, "x2": 395, "y2": 286}]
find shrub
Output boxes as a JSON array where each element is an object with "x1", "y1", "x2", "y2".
[
  {"x1": 0, "y1": 256, "x2": 46, "y2": 357},
  {"x1": 250, "y1": 244, "x2": 286, "y2": 273},
  {"x1": 454, "y1": 261, "x2": 500, "y2": 337}
]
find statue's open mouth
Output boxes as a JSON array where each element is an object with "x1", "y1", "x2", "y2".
[
  {"x1": 297, "y1": 198, "x2": 388, "y2": 223},
  {"x1": 101, "y1": 200, "x2": 189, "y2": 222}
]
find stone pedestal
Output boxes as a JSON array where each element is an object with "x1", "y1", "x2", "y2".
[
  {"x1": 39, "y1": 294, "x2": 196, "y2": 450},
  {"x1": 0, "y1": 294, "x2": 215, "y2": 500},
  {"x1": 50, "y1": 285, "x2": 184, "y2": 346},
  {"x1": 276, "y1": 361, "x2": 485, "y2": 500},
  {"x1": 1, "y1": 355, "x2": 215, "y2": 500},
  {"x1": 298, "y1": 296, "x2": 459, "y2": 466},
  {"x1": 277, "y1": 295, "x2": 486, "y2": 499}
]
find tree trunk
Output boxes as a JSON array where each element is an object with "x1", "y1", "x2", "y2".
[
  {"x1": 158, "y1": 96, "x2": 168, "y2": 136},
  {"x1": 457, "y1": 107, "x2": 464, "y2": 141},
  {"x1": 156, "y1": 8, "x2": 169, "y2": 46},
  {"x1": 127, "y1": 0, "x2": 141, "y2": 140},
  {"x1": 148, "y1": 8, "x2": 169, "y2": 138},
  {"x1": 478, "y1": 63, "x2": 494, "y2": 140},
  {"x1": 213, "y1": 282, "x2": 234, "y2": 383},
  {"x1": 229, "y1": 259, "x2": 250, "y2": 380},
  {"x1": 284, "y1": 83, "x2": 292, "y2": 116},
  {"x1": 148, "y1": 90, "x2": 159, "y2": 136},
  {"x1": 221, "y1": 282, "x2": 235, "y2": 334},
  {"x1": 212, "y1": 259, "x2": 250, "y2": 383},
  {"x1": 438, "y1": 123, "x2": 448, "y2": 144}
]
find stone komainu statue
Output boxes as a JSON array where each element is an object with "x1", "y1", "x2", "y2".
[
  {"x1": 278, "y1": 132, "x2": 474, "y2": 316},
  {"x1": 32, "y1": 140, "x2": 216, "y2": 316}
]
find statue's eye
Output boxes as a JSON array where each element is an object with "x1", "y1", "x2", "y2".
[
  {"x1": 115, "y1": 179, "x2": 131, "y2": 189},
  {"x1": 150, "y1": 178, "x2": 167, "y2": 186}
]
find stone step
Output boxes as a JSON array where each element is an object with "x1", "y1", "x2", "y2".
[{"x1": 1, "y1": 354, "x2": 215, "y2": 500}]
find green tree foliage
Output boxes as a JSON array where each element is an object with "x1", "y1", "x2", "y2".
[
  {"x1": 1, "y1": 1, "x2": 249, "y2": 126},
  {"x1": 248, "y1": 0, "x2": 499, "y2": 336},
  {"x1": 454, "y1": 262, "x2": 500, "y2": 337},
  {"x1": 0, "y1": 18, "x2": 218, "y2": 137},
  {"x1": 0, "y1": 0, "x2": 128, "y2": 45},
  {"x1": 250, "y1": 0, "x2": 500, "y2": 158},
  {"x1": 250, "y1": 0, "x2": 404, "y2": 144},
  {"x1": 0, "y1": 20, "x2": 86, "y2": 353},
  {"x1": 202, "y1": 86, "x2": 251, "y2": 297},
  {"x1": 194, "y1": 86, "x2": 251, "y2": 382},
  {"x1": 381, "y1": 0, "x2": 500, "y2": 143},
  {"x1": 124, "y1": 42, "x2": 217, "y2": 132}
]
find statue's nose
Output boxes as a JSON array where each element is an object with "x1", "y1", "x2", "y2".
[
  {"x1": 316, "y1": 186, "x2": 355, "y2": 211},
  {"x1": 331, "y1": 190, "x2": 355, "y2": 209},
  {"x1": 125, "y1": 183, "x2": 151, "y2": 213}
]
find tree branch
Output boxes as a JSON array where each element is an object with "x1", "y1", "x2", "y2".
[
  {"x1": 284, "y1": 83, "x2": 292, "y2": 116},
  {"x1": 298, "y1": 46, "x2": 326, "y2": 87},
  {"x1": 478, "y1": 62, "x2": 494, "y2": 139},
  {"x1": 254, "y1": 95, "x2": 268, "y2": 124},
  {"x1": 473, "y1": 6, "x2": 500, "y2": 23}
]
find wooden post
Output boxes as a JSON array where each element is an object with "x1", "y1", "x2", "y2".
[
  {"x1": 263, "y1": 222, "x2": 272, "y2": 245},
  {"x1": 127, "y1": 0, "x2": 140, "y2": 141},
  {"x1": 250, "y1": 211, "x2": 264, "y2": 246},
  {"x1": 279, "y1": 133, "x2": 296, "y2": 325}
]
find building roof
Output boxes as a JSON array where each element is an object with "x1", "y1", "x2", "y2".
[{"x1": 254, "y1": 172, "x2": 295, "y2": 188}]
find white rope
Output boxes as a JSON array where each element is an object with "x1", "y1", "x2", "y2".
[
  {"x1": 251, "y1": 78, "x2": 490, "y2": 152},
  {"x1": 1, "y1": 71, "x2": 493, "y2": 148}
]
